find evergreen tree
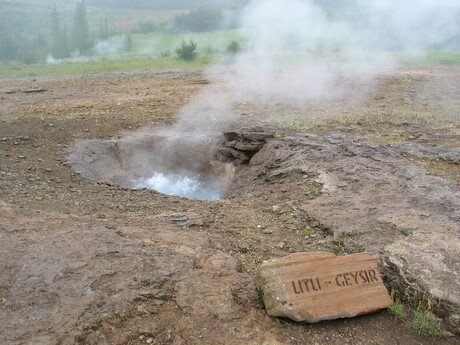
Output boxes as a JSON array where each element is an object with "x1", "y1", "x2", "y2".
[
  {"x1": 51, "y1": 5, "x2": 60, "y2": 57},
  {"x1": 98, "y1": 16, "x2": 109, "y2": 40},
  {"x1": 50, "y1": 5, "x2": 69, "y2": 59},
  {"x1": 51, "y1": 5, "x2": 67, "y2": 59},
  {"x1": 71, "y1": 0, "x2": 91, "y2": 54},
  {"x1": 61, "y1": 25, "x2": 70, "y2": 58}
]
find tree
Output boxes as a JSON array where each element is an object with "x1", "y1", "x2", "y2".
[
  {"x1": 0, "y1": 13, "x2": 46, "y2": 63},
  {"x1": 174, "y1": 8, "x2": 223, "y2": 33},
  {"x1": 50, "y1": 5, "x2": 70, "y2": 59},
  {"x1": 71, "y1": 0, "x2": 91, "y2": 54},
  {"x1": 98, "y1": 17, "x2": 108, "y2": 40}
]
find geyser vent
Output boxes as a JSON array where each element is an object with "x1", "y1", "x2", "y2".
[{"x1": 134, "y1": 172, "x2": 222, "y2": 201}]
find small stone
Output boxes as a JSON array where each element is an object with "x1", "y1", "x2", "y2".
[
  {"x1": 146, "y1": 338, "x2": 153, "y2": 344},
  {"x1": 277, "y1": 242, "x2": 285, "y2": 249},
  {"x1": 143, "y1": 239, "x2": 154, "y2": 246},
  {"x1": 165, "y1": 212, "x2": 207, "y2": 226},
  {"x1": 18, "y1": 156, "x2": 26, "y2": 159},
  {"x1": 262, "y1": 229, "x2": 273, "y2": 234},
  {"x1": 96, "y1": 180, "x2": 120, "y2": 187}
]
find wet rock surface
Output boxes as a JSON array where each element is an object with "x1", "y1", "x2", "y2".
[
  {"x1": 389, "y1": 142, "x2": 460, "y2": 164},
  {"x1": 214, "y1": 127, "x2": 276, "y2": 165},
  {"x1": 381, "y1": 229, "x2": 460, "y2": 334},
  {"x1": 0, "y1": 202, "x2": 280, "y2": 345},
  {"x1": 1, "y1": 70, "x2": 459, "y2": 344},
  {"x1": 230, "y1": 133, "x2": 460, "y2": 254}
]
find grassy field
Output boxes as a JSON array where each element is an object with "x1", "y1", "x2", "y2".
[
  {"x1": 1, "y1": 26, "x2": 459, "y2": 79},
  {"x1": 0, "y1": 29, "x2": 246, "y2": 79},
  {"x1": 0, "y1": 56, "x2": 217, "y2": 79},
  {"x1": 396, "y1": 50, "x2": 460, "y2": 66}
]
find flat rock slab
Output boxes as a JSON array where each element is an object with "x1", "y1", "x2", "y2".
[
  {"x1": 381, "y1": 229, "x2": 460, "y2": 334},
  {"x1": 256, "y1": 252, "x2": 392, "y2": 323}
]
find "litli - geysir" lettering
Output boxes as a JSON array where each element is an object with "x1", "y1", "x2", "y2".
[{"x1": 291, "y1": 269, "x2": 380, "y2": 295}]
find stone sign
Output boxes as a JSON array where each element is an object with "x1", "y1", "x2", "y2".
[{"x1": 256, "y1": 252, "x2": 393, "y2": 323}]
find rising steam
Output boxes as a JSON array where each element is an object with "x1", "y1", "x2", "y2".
[
  {"x1": 171, "y1": 0, "x2": 459, "y2": 131},
  {"x1": 79, "y1": 0, "x2": 460, "y2": 199}
]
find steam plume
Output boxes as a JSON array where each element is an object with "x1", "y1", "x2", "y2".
[{"x1": 170, "y1": 0, "x2": 459, "y2": 132}]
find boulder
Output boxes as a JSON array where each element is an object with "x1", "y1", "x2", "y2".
[
  {"x1": 217, "y1": 127, "x2": 276, "y2": 165},
  {"x1": 381, "y1": 229, "x2": 460, "y2": 333},
  {"x1": 214, "y1": 147, "x2": 250, "y2": 162},
  {"x1": 256, "y1": 252, "x2": 392, "y2": 323}
]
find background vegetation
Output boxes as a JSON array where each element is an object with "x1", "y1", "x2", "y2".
[{"x1": 0, "y1": 0, "x2": 459, "y2": 78}]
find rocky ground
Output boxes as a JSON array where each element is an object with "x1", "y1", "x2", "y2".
[{"x1": 0, "y1": 68, "x2": 459, "y2": 345}]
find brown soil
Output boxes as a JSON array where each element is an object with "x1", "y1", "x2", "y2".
[{"x1": 1, "y1": 69, "x2": 459, "y2": 345}]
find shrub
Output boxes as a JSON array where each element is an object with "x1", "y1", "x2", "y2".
[
  {"x1": 175, "y1": 39, "x2": 198, "y2": 61},
  {"x1": 159, "y1": 50, "x2": 171, "y2": 58},
  {"x1": 138, "y1": 19, "x2": 157, "y2": 34},
  {"x1": 226, "y1": 40, "x2": 241, "y2": 54}
]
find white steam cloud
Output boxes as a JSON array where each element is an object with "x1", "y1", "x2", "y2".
[
  {"x1": 92, "y1": 36, "x2": 129, "y2": 56},
  {"x1": 170, "y1": 0, "x2": 459, "y2": 133},
  {"x1": 47, "y1": 36, "x2": 129, "y2": 64},
  {"x1": 133, "y1": 0, "x2": 459, "y2": 198},
  {"x1": 364, "y1": 0, "x2": 460, "y2": 50}
]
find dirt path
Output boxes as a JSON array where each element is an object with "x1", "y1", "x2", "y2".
[{"x1": 1, "y1": 69, "x2": 459, "y2": 345}]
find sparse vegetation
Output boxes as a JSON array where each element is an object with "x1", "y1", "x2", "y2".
[
  {"x1": 303, "y1": 229, "x2": 314, "y2": 237},
  {"x1": 255, "y1": 287, "x2": 265, "y2": 309},
  {"x1": 132, "y1": 19, "x2": 158, "y2": 34},
  {"x1": 0, "y1": 56, "x2": 214, "y2": 79},
  {"x1": 387, "y1": 293, "x2": 448, "y2": 337},
  {"x1": 279, "y1": 319, "x2": 294, "y2": 327},
  {"x1": 226, "y1": 40, "x2": 241, "y2": 54},
  {"x1": 175, "y1": 39, "x2": 198, "y2": 61},
  {"x1": 386, "y1": 234, "x2": 408, "y2": 246},
  {"x1": 409, "y1": 309, "x2": 447, "y2": 336},
  {"x1": 388, "y1": 299, "x2": 406, "y2": 319},
  {"x1": 173, "y1": 7, "x2": 240, "y2": 33},
  {"x1": 159, "y1": 50, "x2": 172, "y2": 58}
]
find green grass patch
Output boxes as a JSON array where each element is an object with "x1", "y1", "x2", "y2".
[
  {"x1": 0, "y1": 55, "x2": 216, "y2": 79},
  {"x1": 409, "y1": 309, "x2": 447, "y2": 336},
  {"x1": 273, "y1": 119, "x2": 326, "y2": 132},
  {"x1": 0, "y1": 28, "x2": 247, "y2": 79},
  {"x1": 388, "y1": 293, "x2": 448, "y2": 337},
  {"x1": 254, "y1": 287, "x2": 265, "y2": 309},
  {"x1": 279, "y1": 319, "x2": 294, "y2": 327},
  {"x1": 303, "y1": 229, "x2": 314, "y2": 237},
  {"x1": 396, "y1": 50, "x2": 460, "y2": 66},
  {"x1": 388, "y1": 299, "x2": 406, "y2": 319}
]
